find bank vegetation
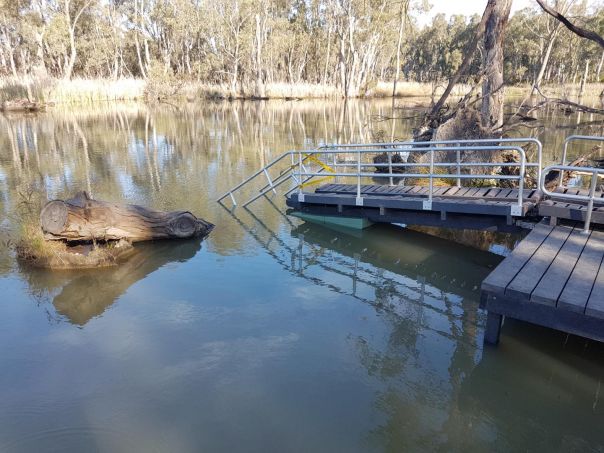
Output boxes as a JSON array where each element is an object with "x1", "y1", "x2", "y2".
[{"x1": 0, "y1": 0, "x2": 603, "y2": 102}]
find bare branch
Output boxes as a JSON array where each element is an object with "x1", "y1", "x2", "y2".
[
  {"x1": 531, "y1": 85, "x2": 604, "y2": 115},
  {"x1": 535, "y1": 0, "x2": 604, "y2": 48}
]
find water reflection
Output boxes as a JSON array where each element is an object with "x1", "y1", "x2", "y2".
[
  {"x1": 19, "y1": 238, "x2": 204, "y2": 325},
  {"x1": 358, "y1": 316, "x2": 604, "y2": 451},
  {"x1": 229, "y1": 203, "x2": 500, "y2": 343},
  {"x1": 1, "y1": 99, "x2": 604, "y2": 452}
]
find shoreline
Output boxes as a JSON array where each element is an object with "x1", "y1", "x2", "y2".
[{"x1": 1, "y1": 76, "x2": 603, "y2": 107}]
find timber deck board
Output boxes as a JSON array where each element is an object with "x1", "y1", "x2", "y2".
[
  {"x1": 505, "y1": 225, "x2": 573, "y2": 301},
  {"x1": 539, "y1": 200, "x2": 604, "y2": 224},
  {"x1": 530, "y1": 226, "x2": 590, "y2": 306},
  {"x1": 309, "y1": 183, "x2": 541, "y2": 218},
  {"x1": 481, "y1": 222, "x2": 553, "y2": 294},
  {"x1": 558, "y1": 229, "x2": 604, "y2": 313},
  {"x1": 481, "y1": 220, "x2": 604, "y2": 344}
]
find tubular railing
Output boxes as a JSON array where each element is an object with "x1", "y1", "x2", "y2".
[
  {"x1": 217, "y1": 138, "x2": 542, "y2": 215},
  {"x1": 319, "y1": 137, "x2": 543, "y2": 186},
  {"x1": 293, "y1": 144, "x2": 529, "y2": 216},
  {"x1": 541, "y1": 165, "x2": 604, "y2": 233},
  {"x1": 558, "y1": 135, "x2": 604, "y2": 188}
]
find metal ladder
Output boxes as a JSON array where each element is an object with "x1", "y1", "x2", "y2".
[{"x1": 217, "y1": 150, "x2": 334, "y2": 207}]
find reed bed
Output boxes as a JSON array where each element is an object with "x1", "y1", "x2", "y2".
[
  {"x1": 370, "y1": 81, "x2": 473, "y2": 98},
  {"x1": 2, "y1": 75, "x2": 604, "y2": 105}
]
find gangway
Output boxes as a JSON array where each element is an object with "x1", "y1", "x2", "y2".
[{"x1": 218, "y1": 138, "x2": 544, "y2": 232}]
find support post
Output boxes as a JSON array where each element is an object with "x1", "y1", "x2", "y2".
[
  {"x1": 484, "y1": 311, "x2": 503, "y2": 345},
  {"x1": 583, "y1": 171, "x2": 598, "y2": 233}
]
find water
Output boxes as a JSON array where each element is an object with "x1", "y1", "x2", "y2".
[{"x1": 0, "y1": 99, "x2": 603, "y2": 452}]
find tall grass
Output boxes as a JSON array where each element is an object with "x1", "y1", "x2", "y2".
[
  {"x1": 0, "y1": 76, "x2": 145, "y2": 104},
  {"x1": 370, "y1": 81, "x2": 473, "y2": 98},
  {"x1": 3, "y1": 75, "x2": 604, "y2": 105}
]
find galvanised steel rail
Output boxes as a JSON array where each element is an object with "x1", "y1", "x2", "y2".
[
  {"x1": 558, "y1": 135, "x2": 604, "y2": 188},
  {"x1": 319, "y1": 137, "x2": 543, "y2": 187},
  {"x1": 293, "y1": 145, "x2": 528, "y2": 216},
  {"x1": 541, "y1": 165, "x2": 604, "y2": 233},
  {"x1": 217, "y1": 138, "x2": 542, "y2": 214}
]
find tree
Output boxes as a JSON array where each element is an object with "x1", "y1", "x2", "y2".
[
  {"x1": 481, "y1": 0, "x2": 512, "y2": 129},
  {"x1": 61, "y1": 0, "x2": 93, "y2": 80}
]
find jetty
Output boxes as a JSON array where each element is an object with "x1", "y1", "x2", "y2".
[{"x1": 219, "y1": 135, "x2": 604, "y2": 345}]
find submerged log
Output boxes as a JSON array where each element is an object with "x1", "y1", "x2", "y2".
[{"x1": 40, "y1": 191, "x2": 214, "y2": 242}]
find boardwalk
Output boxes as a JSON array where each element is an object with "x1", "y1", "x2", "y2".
[
  {"x1": 481, "y1": 221, "x2": 604, "y2": 344},
  {"x1": 287, "y1": 183, "x2": 542, "y2": 232},
  {"x1": 219, "y1": 135, "x2": 604, "y2": 345},
  {"x1": 540, "y1": 187, "x2": 604, "y2": 225}
]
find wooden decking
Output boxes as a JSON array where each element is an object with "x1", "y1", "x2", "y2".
[
  {"x1": 287, "y1": 183, "x2": 543, "y2": 232},
  {"x1": 286, "y1": 182, "x2": 604, "y2": 345},
  {"x1": 480, "y1": 220, "x2": 604, "y2": 344},
  {"x1": 539, "y1": 187, "x2": 604, "y2": 225}
]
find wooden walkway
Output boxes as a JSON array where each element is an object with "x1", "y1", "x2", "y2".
[
  {"x1": 287, "y1": 183, "x2": 543, "y2": 232},
  {"x1": 539, "y1": 187, "x2": 604, "y2": 225},
  {"x1": 480, "y1": 220, "x2": 604, "y2": 344},
  {"x1": 285, "y1": 182, "x2": 604, "y2": 345}
]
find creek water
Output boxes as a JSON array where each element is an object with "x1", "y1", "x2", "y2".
[{"x1": 0, "y1": 99, "x2": 603, "y2": 452}]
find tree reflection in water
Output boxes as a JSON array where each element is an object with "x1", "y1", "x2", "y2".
[{"x1": 227, "y1": 205, "x2": 604, "y2": 451}]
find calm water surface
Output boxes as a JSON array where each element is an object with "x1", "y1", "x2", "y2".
[{"x1": 0, "y1": 99, "x2": 603, "y2": 452}]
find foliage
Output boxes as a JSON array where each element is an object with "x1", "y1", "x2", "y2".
[{"x1": 0, "y1": 1, "x2": 603, "y2": 97}]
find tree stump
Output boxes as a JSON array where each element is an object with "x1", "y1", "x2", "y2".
[{"x1": 40, "y1": 191, "x2": 214, "y2": 242}]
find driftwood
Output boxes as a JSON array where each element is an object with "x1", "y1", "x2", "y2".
[
  {"x1": 40, "y1": 191, "x2": 214, "y2": 242},
  {"x1": 1, "y1": 99, "x2": 44, "y2": 113},
  {"x1": 543, "y1": 146, "x2": 603, "y2": 190}
]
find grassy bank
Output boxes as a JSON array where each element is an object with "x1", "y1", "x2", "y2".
[{"x1": 2, "y1": 76, "x2": 603, "y2": 105}]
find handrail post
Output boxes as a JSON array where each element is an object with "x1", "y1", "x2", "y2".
[
  {"x1": 583, "y1": 171, "x2": 598, "y2": 233},
  {"x1": 356, "y1": 150, "x2": 363, "y2": 206},
  {"x1": 505, "y1": 145, "x2": 527, "y2": 217},
  {"x1": 333, "y1": 151, "x2": 339, "y2": 183},
  {"x1": 297, "y1": 151, "x2": 304, "y2": 202},
  {"x1": 424, "y1": 149, "x2": 434, "y2": 210},
  {"x1": 559, "y1": 139, "x2": 570, "y2": 188},
  {"x1": 517, "y1": 149, "x2": 525, "y2": 215},
  {"x1": 388, "y1": 150, "x2": 393, "y2": 186},
  {"x1": 456, "y1": 143, "x2": 461, "y2": 188},
  {"x1": 536, "y1": 140, "x2": 542, "y2": 188}
]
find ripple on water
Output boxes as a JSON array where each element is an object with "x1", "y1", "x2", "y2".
[{"x1": 0, "y1": 426, "x2": 159, "y2": 453}]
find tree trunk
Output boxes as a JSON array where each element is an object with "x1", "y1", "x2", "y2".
[
  {"x1": 596, "y1": 49, "x2": 604, "y2": 81},
  {"x1": 253, "y1": 13, "x2": 266, "y2": 98},
  {"x1": 481, "y1": 0, "x2": 512, "y2": 130},
  {"x1": 532, "y1": 32, "x2": 557, "y2": 94},
  {"x1": 40, "y1": 192, "x2": 214, "y2": 242},
  {"x1": 64, "y1": 25, "x2": 77, "y2": 80},
  {"x1": 392, "y1": 1, "x2": 408, "y2": 97},
  {"x1": 580, "y1": 59, "x2": 590, "y2": 97}
]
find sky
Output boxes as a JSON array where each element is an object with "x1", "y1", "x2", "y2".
[{"x1": 418, "y1": 0, "x2": 535, "y2": 26}]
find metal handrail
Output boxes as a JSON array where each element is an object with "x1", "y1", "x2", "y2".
[
  {"x1": 541, "y1": 164, "x2": 604, "y2": 233},
  {"x1": 320, "y1": 138, "x2": 543, "y2": 185},
  {"x1": 295, "y1": 145, "x2": 528, "y2": 216},
  {"x1": 558, "y1": 135, "x2": 604, "y2": 188},
  {"x1": 218, "y1": 138, "x2": 542, "y2": 213}
]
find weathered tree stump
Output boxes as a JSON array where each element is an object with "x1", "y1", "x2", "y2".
[{"x1": 40, "y1": 191, "x2": 214, "y2": 242}]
